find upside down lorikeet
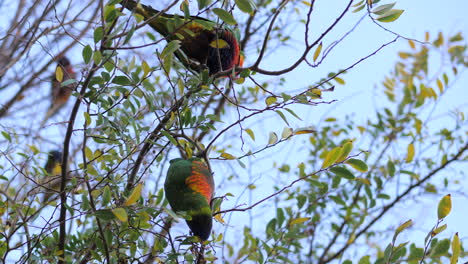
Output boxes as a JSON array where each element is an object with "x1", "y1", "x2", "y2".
[
  {"x1": 41, "y1": 57, "x2": 76, "y2": 127},
  {"x1": 122, "y1": 0, "x2": 244, "y2": 75},
  {"x1": 164, "y1": 158, "x2": 215, "y2": 240}
]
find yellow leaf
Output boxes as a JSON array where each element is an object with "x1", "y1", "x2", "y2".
[
  {"x1": 245, "y1": 128, "x2": 255, "y2": 141},
  {"x1": 436, "y1": 79, "x2": 444, "y2": 93},
  {"x1": 428, "y1": 87, "x2": 437, "y2": 99},
  {"x1": 294, "y1": 127, "x2": 316, "y2": 135},
  {"x1": 405, "y1": 143, "x2": 415, "y2": 163},
  {"x1": 221, "y1": 153, "x2": 236, "y2": 160},
  {"x1": 334, "y1": 77, "x2": 345, "y2": 85},
  {"x1": 142, "y1": 60, "x2": 150, "y2": 78},
  {"x1": 431, "y1": 224, "x2": 447, "y2": 237},
  {"x1": 55, "y1": 66, "x2": 64, "y2": 82},
  {"x1": 124, "y1": 183, "x2": 143, "y2": 206},
  {"x1": 85, "y1": 146, "x2": 94, "y2": 161},
  {"x1": 179, "y1": 0, "x2": 189, "y2": 11},
  {"x1": 289, "y1": 217, "x2": 310, "y2": 226},
  {"x1": 355, "y1": 177, "x2": 371, "y2": 185},
  {"x1": 337, "y1": 141, "x2": 353, "y2": 162},
  {"x1": 321, "y1": 147, "x2": 342, "y2": 169},
  {"x1": 266, "y1": 96, "x2": 277, "y2": 106},
  {"x1": 112, "y1": 208, "x2": 128, "y2": 222},
  {"x1": 268, "y1": 132, "x2": 278, "y2": 145},
  {"x1": 451, "y1": 232, "x2": 460, "y2": 264},
  {"x1": 209, "y1": 39, "x2": 230, "y2": 49},
  {"x1": 214, "y1": 213, "x2": 225, "y2": 224},
  {"x1": 281, "y1": 127, "x2": 293, "y2": 139},
  {"x1": 395, "y1": 219, "x2": 413, "y2": 235},
  {"x1": 398, "y1": 52, "x2": 410, "y2": 59},
  {"x1": 437, "y1": 194, "x2": 451, "y2": 220},
  {"x1": 313, "y1": 42, "x2": 322, "y2": 62},
  {"x1": 28, "y1": 145, "x2": 39, "y2": 154}
]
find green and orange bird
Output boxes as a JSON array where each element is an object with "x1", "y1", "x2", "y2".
[
  {"x1": 42, "y1": 150, "x2": 64, "y2": 203},
  {"x1": 41, "y1": 57, "x2": 76, "y2": 127},
  {"x1": 122, "y1": 0, "x2": 244, "y2": 75},
  {"x1": 164, "y1": 158, "x2": 215, "y2": 240}
]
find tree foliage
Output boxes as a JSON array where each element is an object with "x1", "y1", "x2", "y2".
[{"x1": 0, "y1": 0, "x2": 467, "y2": 263}]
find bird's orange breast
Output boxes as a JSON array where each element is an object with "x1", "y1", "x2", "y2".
[{"x1": 185, "y1": 161, "x2": 213, "y2": 203}]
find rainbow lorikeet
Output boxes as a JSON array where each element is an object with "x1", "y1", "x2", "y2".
[
  {"x1": 164, "y1": 158, "x2": 215, "y2": 240},
  {"x1": 41, "y1": 57, "x2": 76, "y2": 127},
  {"x1": 42, "y1": 150, "x2": 64, "y2": 203},
  {"x1": 122, "y1": 0, "x2": 244, "y2": 75}
]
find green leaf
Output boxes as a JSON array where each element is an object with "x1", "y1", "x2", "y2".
[
  {"x1": 93, "y1": 50, "x2": 102, "y2": 65},
  {"x1": 430, "y1": 238, "x2": 450, "y2": 257},
  {"x1": 408, "y1": 243, "x2": 424, "y2": 260},
  {"x1": 82, "y1": 45, "x2": 93, "y2": 64},
  {"x1": 372, "y1": 3, "x2": 396, "y2": 15},
  {"x1": 383, "y1": 243, "x2": 392, "y2": 262},
  {"x1": 275, "y1": 110, "x2": 289, "y2": 125},
  {"x1": 376, "y1": 9, "x2": 404, "y2": 22},
  {"x1": 161, "y1": 40, "x2": 181, "y2": 59},
  {"x1": 346, "y1": 159, "x2": 368, "y2": 172},
  {"x1": 235, "y1": 0, "x2": 254, "y2": 14},
  {"x1": 124, "y1": 26, "x2": 135, "y2": 45},
  {"x1": 330, "y1": 166, "x2": 355, "y2": 180},
  {"x1": 212, "y1": 8, "x2": 237, "y2": 25},
  {"x1": 161, "y1": 130, "x2": 177, "y2": 145},
  {"x1": 198, "y1": 0, "x2": 211, "y2": 9},
  {"x1": 94, "y1": 209, "x2": 116, "y2": 220},
  {"x1": 284, "y1": 108, "x2": 302, "y2": 120},
  {"x1": 102, "y1": 186, "x2": 111, "y2": 206},
  {"x1": 437, "y1": 194, "x2": 451, "y2": 219},
  {"x1": 276, "y1": 208, "x2": 285, "y2": 226},
  {"x1": 358, "y1": 255, "x2": 370, "y2": 264},
  {"x1": 112, "y1": 75, "x2": 132, "y2": 86},
  {"x1": 387, "y1": 160, "x2": 396, "y2": 176},
  {"x1": 94, "y1": 26, "x2": 104, "y2": 43},
  {"x1": 2, "y1": 131, "x2": 11, "y2": 142}
]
